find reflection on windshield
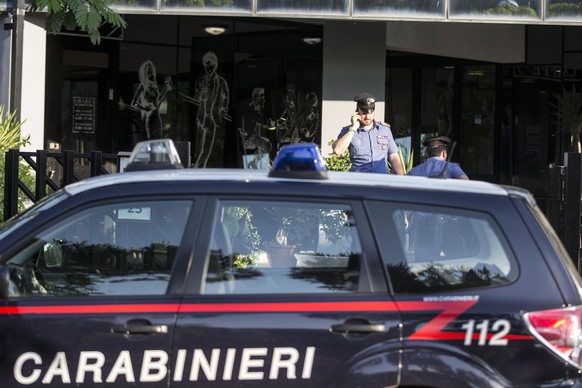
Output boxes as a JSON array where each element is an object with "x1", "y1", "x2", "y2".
[{"x1": 0, "y1": 191, "x2": 69, "y2": 239}]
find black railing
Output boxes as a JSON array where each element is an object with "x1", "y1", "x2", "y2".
[{"x1": 3, "y1": 149, "x2": 120, "y2": 221}]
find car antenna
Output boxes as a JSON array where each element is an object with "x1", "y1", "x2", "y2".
[{"x1": 431, "y1": 141, "x2": 457, "y2": 179}]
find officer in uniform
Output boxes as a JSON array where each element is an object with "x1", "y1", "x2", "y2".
[
  {"x1": 408, "y1": 136, "x2": 469, "y2": 179},
  {"x1": 332, "y1": 92, "x2": 404, "y2": 174}
]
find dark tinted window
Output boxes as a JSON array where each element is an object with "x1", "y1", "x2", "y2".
[
  {"x1": 203, "y1": 200, "x2": 363, "y2": 294},
  {"x1": 368, "y1": 202, "x2": 517, "y2": 293},
  {"x1": 7, "y1": 200, "x2": 192, "y2": 297}
]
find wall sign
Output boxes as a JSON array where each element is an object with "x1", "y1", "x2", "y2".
[{"x1": 72, "y1": 96, "x2": 96, "y2": 134}]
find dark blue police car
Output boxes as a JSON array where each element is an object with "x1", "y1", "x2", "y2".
[{"x1": 0, "y1": 139, "x2": 581, "y2": 387}]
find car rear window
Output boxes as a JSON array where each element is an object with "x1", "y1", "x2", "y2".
[{"x1": 367, "y1": 202, "x2": 518, "y2": 293}]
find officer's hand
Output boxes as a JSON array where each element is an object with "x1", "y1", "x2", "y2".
[{"x1": 351, "y1": 113, "x2": 361, "y2": 128}]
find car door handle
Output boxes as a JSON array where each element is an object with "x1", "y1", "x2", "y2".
[
  {"x1": 111, "y1": 324, "x2": 168, "y2": 335},
  {"x1": 330, "y1": 322, "x2": 387, "y2": 334}
]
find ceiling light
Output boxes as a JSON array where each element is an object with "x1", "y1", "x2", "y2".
[
  {"x1": 203, "y1": 25, "x2": 227, "y2": 36},
  {"x1": 302, "y1": 37, "x2": 322, "y2": 45}
]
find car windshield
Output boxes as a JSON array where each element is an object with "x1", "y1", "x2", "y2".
[{"x1": 0, "y1": 190, "x2": 70, "y2": 240}]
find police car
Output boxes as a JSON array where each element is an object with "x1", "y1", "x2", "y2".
[{"x1": 0, "y1": 139, "x2": 581, "y2": 387}]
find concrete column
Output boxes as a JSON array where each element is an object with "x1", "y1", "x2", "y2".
[
  {"x1": 0, "y1": 16, "x2": 10, "y2": 110},
  {"x1": 20, "y1": 15, "x2": 46, "y2": 152},
  {"x1": 321, "y1": 21, "x2": 386, "y2": 156}
]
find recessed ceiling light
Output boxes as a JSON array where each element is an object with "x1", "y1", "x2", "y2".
[
  {"x1": 302, "y1": 37, "x2": 322, "y2": 45},
  {"x1": 203, "y1": 25, "x2": 227, "y2": 36}
]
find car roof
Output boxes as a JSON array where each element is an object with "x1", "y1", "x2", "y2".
[{"x1": 64, "y1": 169, "x2": 511, "y2": 197}]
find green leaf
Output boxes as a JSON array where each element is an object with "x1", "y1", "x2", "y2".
[
  {"x1": 323, "y1": 140, "x2": 351, "y2": 172},
  {"x1": 73, "y1": 3, "x2": 89, "y2": 29},
  {"x1": 46, "y1": 12, "x2": 66, "y2": 34},
  {"x1": 86, "y1": 6, "x2": 103, "y2": 31},
  {"x1": 63, "y1": 11, "x2": 78, "y2": 31},
  {"x1": 46, "y1": 0, "x2": 64, "y2": 13},
  {"x1": 0, "y1": 105, "x2": 35, "y2": 221},
  {"x1": 28, "y1": 0, "x2": 126, "y2": 45}
]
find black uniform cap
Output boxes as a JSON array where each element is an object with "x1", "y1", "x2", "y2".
[
  {"x1": 354, "y1": 92, "x2": 376, "y2": 112},
  {"x1": 423, "y1": 136, "x2": 451, "y2": 148}
]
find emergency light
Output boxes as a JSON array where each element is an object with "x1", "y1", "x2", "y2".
[
  {"x1": 269, "y1": 143, "x2": 328, "y2": 179},
  {"x1": 125, "y1": 139, "x2": 184, "y2": 171}
]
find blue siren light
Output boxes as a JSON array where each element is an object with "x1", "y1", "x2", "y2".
[
  {"x1": 125, "y1": 139, "x2": 184, "y2": 172},
  {"x1": 269, "y1": 143, "x2": 329, "y2": 179}
]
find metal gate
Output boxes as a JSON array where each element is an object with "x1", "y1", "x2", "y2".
[{"x1": 2, "y1": 149, "x2": 119, "y2": 221}]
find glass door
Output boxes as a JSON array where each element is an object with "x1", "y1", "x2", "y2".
[{"x1": 460, "y1": 65, "x2": 496, "y2": 179}]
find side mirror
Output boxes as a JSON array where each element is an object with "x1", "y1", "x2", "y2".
[
  {"x1": 43, "y1": 240, "x2": 63, "y2": 268},
  {"x1": 0, "y1": 264, "x2": 10, "y2": 302}
]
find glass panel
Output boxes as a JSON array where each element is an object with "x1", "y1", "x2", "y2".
[
  {"x1": 420, "y1": 66, "x2": 455, "y2": 161},
  {"x1": 512, "y1": 68, "x2": 558, "y2": 202},
  {"x1": 547, "y1": 0, "x2": 582, "y2": 19},
  {"x1": 368, "y1": 202, "x2": 517, "y2": 294},
  {"x1": 450, "y1": 0, "x2": 541, "y2": 20},
  {"x1": 203, "y1": 201, "x2": 363, "y2": 294},
  {"x1": 387, "y1": 68, "x2": 413, "y2": 167},
  {"x1": 109, "y1": 0, "x2": 157, "y2": 11},
  {"x1": 500, "y1": 66, "x2": 514, "y2": 185},
  {"x1": 460, "y1": 65, "x2": 496, "y2": 176},
  {"x1": 118, "y1": 43, "x2": 179, "y2": 150},
  {"x1": 6, "y1": 200, "x2": 192, "y2": 297},
  {"x1": 354, "y1": 0, "x2": 444, "y2": 17},
  {"x1": 162, "y1": 0, "x2": 252, "y2": 12},
  {"x1": 257, "y1": 0, "x2": 348, "y2": 15},
  {"x1": 114, "y1": 16, "x2": 322, "y2": 167}
]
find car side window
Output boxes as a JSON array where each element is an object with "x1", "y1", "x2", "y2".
[
  {"x1": 6, "y1": 200, "x2": 192, "y2": 297},
  {"x1": 368, "y1": 202, "x2": 517, "y2": 293},
  {"x1": 203, "y1": 201, "x2": 363, "y2": 294}
]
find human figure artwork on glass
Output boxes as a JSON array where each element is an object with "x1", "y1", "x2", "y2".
[
  {"x1": 182, "y1": 51, "x2": 230, "y2": 168},
  {"x1": 238, "y1": 87, "x2": 272, "y2": 170},
  {"x1": 126, "y1": 60, "x2": 172, "y2": 141}
]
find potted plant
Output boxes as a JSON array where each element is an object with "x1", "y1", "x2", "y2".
[
  {"x1": 268, "y1": 91, "x2": 320, "y2": 150},
  {"x1": 0, "y1": 106, "x2": 35, "y2": 221}
]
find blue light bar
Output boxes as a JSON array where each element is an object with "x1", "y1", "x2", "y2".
[{"x1": 269, "y1": 143, "x2": 329, "y2": 179}]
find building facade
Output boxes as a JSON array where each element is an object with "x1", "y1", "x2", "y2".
[{"x1": 1, "y1": 0, "x2": 582, "y2": 210}]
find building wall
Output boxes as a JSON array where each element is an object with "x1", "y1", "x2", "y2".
[
  {"x1": 321, "y1": 21, "x2": 387, "y2": 156},
  {"x1": 21, "y1": 15, "x2": 46, "y2": 152},
  {"x1": 0, "y1": 15, "x2": 10, "y2": 110},
  {"x1": 385, "y1": 21, "x2": 526, "y2": 64}
]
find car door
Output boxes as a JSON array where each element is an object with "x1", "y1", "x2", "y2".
[
  {"x1": 366, "y1": 197, "x2": 571, "y2": 386},
  {"x1": 0, "y1": 197, "x2": 196, "y2": 388},
  {"x1": 172, "y1": 197, "x2": 400, "y2": 387}
]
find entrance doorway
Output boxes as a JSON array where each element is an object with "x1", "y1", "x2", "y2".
[
  {"x1": 386, "y1": 52, "x2": 566, "y2": 211},
  {"x1": 45, "y1": 35, "x2": 120, "y2": 156}
]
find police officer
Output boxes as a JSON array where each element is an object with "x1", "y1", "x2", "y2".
[
  {"x1": 408, "y1": 136, "x2": 469, "y2": 179},
  {"x1": 332, "y1": 92, "x2": 404, "y2": 174}
]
